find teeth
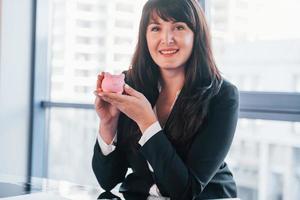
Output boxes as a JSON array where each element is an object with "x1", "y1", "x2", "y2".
[{"x1": 160, "y1": 50, "x2": 178, "y2": 55}]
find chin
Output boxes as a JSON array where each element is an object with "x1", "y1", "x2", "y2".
[{"x1": 158, "y1": 64, "x2": 183, "y2": 70}]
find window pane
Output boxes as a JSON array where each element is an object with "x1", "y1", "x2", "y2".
[
  {"x1": 48, "y1": 107, "x2": 300, "y2": 200},
  {"x1": 49, "y1": 0, "x2": 147, "y2": 103},
  {"x1": 46, "y1": 2, "x2": 300, "y2": 200},
  {"x1": 207, "y1": 0, "x2": 300, "y2": 92},
  {"x1": 226, "y1": 119, "x2": 300, "y2": 200},
  {"x1": 47, "y1": 108, "x2": 99, "y2": 186}
]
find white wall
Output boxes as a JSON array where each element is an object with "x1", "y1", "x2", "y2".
[{"x1": 0, "y1": 0, "x2": 33, "y2": 176}]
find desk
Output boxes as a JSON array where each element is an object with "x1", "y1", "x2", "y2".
[
  {"x1": 0, "y1": 174, "x2": 240, "y2": 200},
  {"x1": 0, "y1": 174, "x2": 104, "y2": 199},
  {"x1": 0, "y1": 174, "x2": 164, "y2": 200}
]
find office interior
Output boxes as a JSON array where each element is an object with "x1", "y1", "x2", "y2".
[{"x1": 0, "y1": 0, "x2": 300, "y2": 200}]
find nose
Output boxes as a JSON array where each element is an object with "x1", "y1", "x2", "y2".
[{"x1": 161, "y1": 29, "x2": 174, "y2": 45}]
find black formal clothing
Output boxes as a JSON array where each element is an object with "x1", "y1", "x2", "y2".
[{"x1": 92, "y1": 79, "x2": 239, "y2": 200}]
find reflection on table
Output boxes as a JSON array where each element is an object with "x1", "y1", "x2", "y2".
[
  {"x1": 0, "y1": 174, "x2": 169, "y2": 200},
  {"x1": 0, "y1": 174, "x2": 240, "y2": 200}
]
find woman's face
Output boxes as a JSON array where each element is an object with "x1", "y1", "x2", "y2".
[{"x1": 146, "y1": 13, "x2": 194, "y2": 71}]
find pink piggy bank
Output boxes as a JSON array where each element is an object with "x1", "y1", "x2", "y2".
[{"x1": 101, "y1": 72, "x2": 125, "y2": 94}]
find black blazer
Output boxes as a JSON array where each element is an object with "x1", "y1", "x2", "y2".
[{"x1": 92, "y1": 79, "x2": 239, "y2": 200}]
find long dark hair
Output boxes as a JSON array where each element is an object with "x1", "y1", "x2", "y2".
[{"x1": 118, "y1": 0, "x2": 223, "y2": 155}]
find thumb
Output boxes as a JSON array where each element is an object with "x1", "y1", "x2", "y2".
[{"x1": 124, "y1": 84, "x2": 141, "y2": 97}]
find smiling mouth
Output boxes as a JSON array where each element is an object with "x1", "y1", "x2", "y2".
[{"x1": 159, "y1": 49, "x2": 179, "y2": 56}]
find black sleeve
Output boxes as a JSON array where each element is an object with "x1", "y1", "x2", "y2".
[
  {"x1": 139, "y1": 83, "x2": 239, "y2": 199},
  {"x1": 92, "y1": 140, "x2": 128, "y2": 191}
]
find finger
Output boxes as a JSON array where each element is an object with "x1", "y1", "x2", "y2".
[
  {"x1": 93, "y1": 90, "x2": 98, "y2": 96},
  {"x1": 100, "y1": 93, "x2": 133, "y2": 115},
  {"x1": 96, "y1": 74, "x2": 102, "y2": 87},
  {"x1": 93, "y1": 91, "x2": 104, "y2": 108},
  {"x1": 123, "y1": 84, "x2": 142, "y2": 98},
  {"x1": 94, "y1": 90, "x2": 111, "y2": 107},
  {"x1": 101, "y1": 96, "x2": 117, "y2": 106},
  {"x1": 96, "y1": 72, "x2": 105, "y2": 91},
  {"x1": 103, "y1": 92, "x2": 133, "y2": 104},
  {"x1": 101, "y1": 96, "x2": 110, "y2": 102},
  {"x1": 94, "y1": 93, "x2": 103, "y2": 109},
  {"x1": 94, "y1": 90, "x2": 102, "y2": 97}
]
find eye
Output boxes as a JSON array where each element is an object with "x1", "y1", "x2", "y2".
[
  {"x1": 175, "y1": 25, "x2": 185, "y2": 30},
  {"x1": 150, "y1": 26, "x2": 160, "y2": 32}
]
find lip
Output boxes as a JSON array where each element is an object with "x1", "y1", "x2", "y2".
[
  {"x1": 159, "y1": 48, "x2": 179, "y2": 51},
  {"x1": 158, "y1": 49, "x2": 179, "y2": 57}
]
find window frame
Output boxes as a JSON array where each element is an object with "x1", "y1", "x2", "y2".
[{"x1": 30, "y1": 0, "x2": 300, "y2": 179}]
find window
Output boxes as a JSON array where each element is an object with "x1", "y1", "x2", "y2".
[
  {"x1": 113, "y1": 53, "x2": 131, "y2": 62},
  {"x1": 96, "y1": 4, "x2": 106, "y2": 13},
  {"x1": 115, "y1": 19, "x2": 134, "y2": 29},
  {"x1": 76, "y1": 19, "x2": 92, "y2": 28},
  {"x1": 116, "y1": 2, "x2": 134, "y2": 13},
  {"x1": 45, "y1": 0, "x2": 147, "y2": 184},
  {"x1": 51, "y1": 82, "x2": 64, "y2": 91},
  {"x1": 47, "y1": 108, "x2": 98, "y2": 186},
  {"x1": 76, "y1": 36, "x2": 90, "y2": 44},
  {"x1": 207, "y1": 0, "x2": 300, "y2": 92},
  {"x1": 74, "y1": 53, "x2": 105, "y2": 62},
  {"x1": 31, "y1": 2, "x2": 300, "y2": 200},
  {"x1": 227, "y1": 119, "x2": 300, "y2": 200},
  {"x1": 77, "y1": 3, "x2": 92, "y2": 12},
  {"x1": 74, "y1": 85, "x2": 91, "y2": 93},
  {"x1": 74, "y1": 69, "x2": 94, "y2": 77},
  {"x1": 51, "y1": 67, "x2": 64, "y2": 76},
  {"x1": 114, "y1": 36, "x2": 132, "y2": 46}
]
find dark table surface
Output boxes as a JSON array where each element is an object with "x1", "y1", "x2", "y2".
[
  {"x1": 0, "y1": 174, "x2": 172, "y2": 200},
  {"x1": 0, "y1": 174, "x2": 239, "y2": 200}
]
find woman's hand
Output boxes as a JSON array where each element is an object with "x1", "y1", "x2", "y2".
[
  {"x1": 99, "y1": 84, "x2": 157, "y2": 134},
  {"x1": 94, "y1": 72, "x2": 121, "y2": 122},
  {"x1": 94, "y1": 72, "x2": 120, "y2": 143}
]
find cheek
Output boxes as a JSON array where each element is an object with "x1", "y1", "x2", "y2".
[
  {"x1": 184, "y1": 35, "x2": 194, "y2": 49},
  {"x1": 146, "y1": 36, "x2": 158, "y2": 54},
  {"x1": 146, "y1": 35, "x2": 153, "y2": 51}
]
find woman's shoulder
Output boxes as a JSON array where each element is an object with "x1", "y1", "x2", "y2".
[
  {"x1": 211, "y1": 78, "x2": 239, "y2": 105},
  {"x1": 220, "y1": 79, "x2": 239, "y2": 96}
]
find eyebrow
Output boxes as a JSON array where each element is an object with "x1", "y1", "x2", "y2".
[
  {"x1": 148, "y1": 21, "x2": 160, "y2": 25},
  {"x1": 148, "y1": 20, "x2": 180, "y2": 25}
]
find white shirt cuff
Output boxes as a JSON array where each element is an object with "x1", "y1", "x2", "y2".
[
  {"x1": 149, "y1": 184, "x2": 162, "y2": 197},
  {"x1": 138, "y1": 121, "x2": 162, "y2": 146},
  {"x1": 97, "y1": 132, "x2": 117, "y2": 156}
]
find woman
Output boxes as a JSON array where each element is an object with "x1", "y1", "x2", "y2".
[{"x1": 93, "y1": 0, "x2": 239, "y2": 199}]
